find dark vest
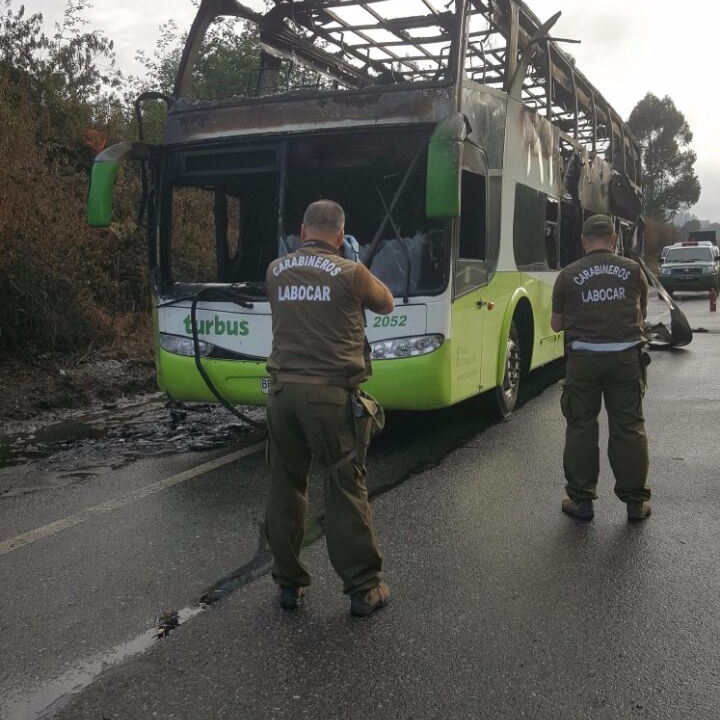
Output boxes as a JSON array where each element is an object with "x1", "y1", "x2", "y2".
[{"x1": 265, "y1": 241, "x2": 371, "y2": 385}]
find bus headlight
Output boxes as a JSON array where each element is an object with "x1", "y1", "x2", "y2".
[
  {"x1": 370, "y1": 334, "x2": 444, "y2": 359},
  {"x1": 160, "y1": 333, "x2": 214, "y2": 357}
]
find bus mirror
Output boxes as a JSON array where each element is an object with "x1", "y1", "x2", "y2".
[
  {"x1": 86, "y1": 141, "x2": 145, "y2": 227},
  {"x1": 426, "y1": 114, "x2": 468, "y2": 218},
  {"x1": 87, "y1": 161, "x2": 121, "y2": 227}
]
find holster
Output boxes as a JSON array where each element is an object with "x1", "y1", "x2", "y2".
[
  {"x1": 351, "y1": 388, "x2": 386, "y2": 448},
  {"x1": 323, "y1": 389, "x2": 385, "y2": 477}
]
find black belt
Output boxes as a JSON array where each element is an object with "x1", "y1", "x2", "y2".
[{"x1": 271, "y1": 372, "x2": 353, "y2": 389}]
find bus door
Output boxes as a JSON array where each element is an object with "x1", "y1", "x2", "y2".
[{"x1": 451, "y1": 143, "x2": 489, "y2": 400}]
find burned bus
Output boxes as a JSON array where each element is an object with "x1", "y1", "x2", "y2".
[{"x1": 87, "y1": 0, "x2": 645, "y2": 415}]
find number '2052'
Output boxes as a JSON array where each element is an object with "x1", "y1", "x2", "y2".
[{"x1": 373, "y1": 315, "x2": 407, "y2": 328}]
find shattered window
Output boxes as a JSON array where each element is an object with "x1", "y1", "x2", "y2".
[
  {"x1": 280, "y1": 162, "x2": 449, "y2": 297},
  {"x1": 162, "y1": 130, "x2": 449, "y2": 297},
  {"x1": 169, "y1": 187, "x2": 216, "y2": 284},
  {"x1": 360, "y1": 230, "x2": 447, "y2": 298},
  {"x1": 278, "y1": 131, "x2": 449, "y2": 298},
  {"x1": 166, "y1": 179, "x2": 278, "y2": 286}
]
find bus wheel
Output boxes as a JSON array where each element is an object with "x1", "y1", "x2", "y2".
[{"x1": 495, "y1": 322, "x2": 522, "y2": 418}]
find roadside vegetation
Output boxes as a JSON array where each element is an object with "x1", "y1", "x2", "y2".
[
  {"x1": 0, "y1": 0, "x2": 704, "y2": 362},
  {"x1": 0, "y1": 0, "x2": 147, "y2": 356}
]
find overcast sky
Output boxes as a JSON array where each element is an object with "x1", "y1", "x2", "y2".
[{"x1": 25, "y1": 0, "x2": 717, "y2": 221}]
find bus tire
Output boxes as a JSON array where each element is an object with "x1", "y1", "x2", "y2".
[{"x1": 495, "y1": 321, "x2": 521, "y2": 418}]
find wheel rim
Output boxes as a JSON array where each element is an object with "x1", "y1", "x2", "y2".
[{"x1": 501, "y1": 336, "x2": 521, "y2": 403}]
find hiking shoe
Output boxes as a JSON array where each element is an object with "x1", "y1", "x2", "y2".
[
  {"x1": 350, "y1": 582, "x2": 390, "y2": 618},
  {"x1": 627, "y1": 501, "x2": 652, "y2": 522},
  {"x1": 279, "y1": 585, "x2": 304, "y2": 611},
  {"x1": 561, "y1": 497, "x2": 594, "y2": 520}
]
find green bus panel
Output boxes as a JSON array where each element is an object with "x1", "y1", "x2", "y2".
[
  {"x1": 363, "y1": 343, "x2": 453, "y2": 410},
  {"x1": 156, "y1": 344, "x2": 453, "y2": 410},
  {"x1": 157, "y1": 350, "x2": 270, "y2": 405},
  {"x1": 152, "y1": 272, "x2": 562, "y2": 412}
]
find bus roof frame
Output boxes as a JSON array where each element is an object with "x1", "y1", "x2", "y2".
[{"x1": 172, "y1": 0, "x2": 639, "y2": 170}]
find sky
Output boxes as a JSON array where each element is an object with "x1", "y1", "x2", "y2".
[{"x1": 25, "y1": 0, "x2": 718, "y2": 222}]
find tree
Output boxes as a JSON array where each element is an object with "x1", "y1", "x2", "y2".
[
  {"x1": 0, "y1": 1, "x2": 47, "y2": 80},
  {"x1": 627, "y1": 93, "x2": 701, "y2": 223},
  {"x1": 0, "y1": 0, "x2": 143, "y2": 354},
  {"x1": 130, "y1": 19, "x2": 183, "y2": 97},
  {"x1": 129, "y1": 10, "x2": 316, "y2": 106},
  {"x1": 130, "y1": 15, "x2": 265, "y2": 101}
]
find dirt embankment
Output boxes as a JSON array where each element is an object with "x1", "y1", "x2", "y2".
[{"x1": 0, "y1": 354, "x2": 157, "y2": 425}]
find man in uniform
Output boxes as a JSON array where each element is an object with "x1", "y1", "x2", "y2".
[
  {"x1": 264, "y1": 199, "x2": 394, "y2": 617},
  {"x1": 551, "y1": 214, "x2": 652, "y2": 522}
]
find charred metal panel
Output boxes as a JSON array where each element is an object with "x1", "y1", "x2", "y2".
[
  {"x1": 610, "y1": 172, "x2": 643, "y2": 220},
  {"x1": 502, "y1": 100, "x2": 562, "y2": 198},
  {"x1": 576, "y1": 150, "x2": 613, "y2": 214},
  {"x1": 460, "y1": 83, "x2": 508, "y2": 169},
  {"x1": 165, "y1": 88, "x2": 455, "y2": 145}
]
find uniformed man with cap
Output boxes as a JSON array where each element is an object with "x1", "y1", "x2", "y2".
[
  {"x1": 551, "y1": 214, "x2": 652, "y2": 522},
  {"x1": 264, "y1": 199, "x2": 394, "y2": 617}
]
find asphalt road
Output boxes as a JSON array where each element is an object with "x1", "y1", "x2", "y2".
[
  {"x1": 1, "y1": 291, "x2": 719, "y2": 719},
  {"x1": 1, "y1": 348, "x2": 552, "y2": 718}
]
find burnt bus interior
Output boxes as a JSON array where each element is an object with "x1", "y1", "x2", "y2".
[
  {"x1": 151, "y1": 0, "x2": 642, "y2": 296},
  {"x1": 163, "y1": 128, "x2": 448, "y2": 299}
]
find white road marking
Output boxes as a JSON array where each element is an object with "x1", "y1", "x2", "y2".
[{"x1": 0, "y1": 442, "x2": 265, "y2": 557}]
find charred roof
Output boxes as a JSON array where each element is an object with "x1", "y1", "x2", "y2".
[{"x1": 172, "y1": 0, "x2": 639, "y2": 163}]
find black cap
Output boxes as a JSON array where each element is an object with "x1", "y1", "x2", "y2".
[{"x1": 582, "y1": 214, "x2": 614, "y2": 238}]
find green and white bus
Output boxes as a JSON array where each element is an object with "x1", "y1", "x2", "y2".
[{"x1": 87, "y1": 0, "x2": 644, "y2": 416}]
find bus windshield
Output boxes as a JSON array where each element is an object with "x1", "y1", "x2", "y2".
[{"x1": 161, "y1": 130, "x2": 449, "y2": 298}]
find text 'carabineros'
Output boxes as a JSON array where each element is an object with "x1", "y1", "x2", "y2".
[{"x1": 272, "y1": 255, "x2": 341, "y2": 276}]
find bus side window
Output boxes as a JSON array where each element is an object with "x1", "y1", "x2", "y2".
[
  {"x1": 459, "y1": 170, "x2": 486, "y2": 260},
  {"x1": 455, "y1": 170, "x2": 488, "y2": 295},
  {"x1": 513, "y1": 183, "x2": 547, "y2": 272},
  {"x1": 544, "y1": 196, "x2": 559, "y2": 269}
]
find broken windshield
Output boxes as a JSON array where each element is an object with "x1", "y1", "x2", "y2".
[
  {"x1": 160, "y1": 130, "x2": 450, "y2": 298},
  {"x1": 279, "y1": 130, "x2": 449, "y2": 298}
]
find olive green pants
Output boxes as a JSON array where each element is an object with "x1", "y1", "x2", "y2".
[
  {"x1": 561, "y1": 347, "x2": 651, "y2": 503},
  {"x1": 265, "y1": 382, "x2": 382, "y2": 594}
]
